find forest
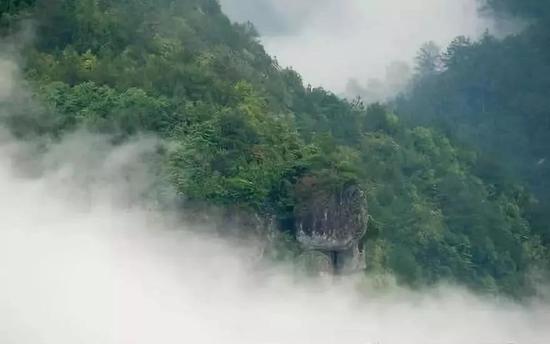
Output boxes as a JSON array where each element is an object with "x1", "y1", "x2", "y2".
[{"x1": 1, "y1": 0, "x2": 549, "y2": 297}]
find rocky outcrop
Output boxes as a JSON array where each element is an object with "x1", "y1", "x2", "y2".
[{"x1": 294, "y1": 182, "x2": 368, "y2": 274}]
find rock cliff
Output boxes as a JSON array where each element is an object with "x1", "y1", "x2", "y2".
[{"x1": 294, "y1": 181, "x2": 368, "y2": 274}]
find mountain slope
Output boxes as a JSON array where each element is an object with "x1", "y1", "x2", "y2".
[
  {"x1": 1, "y1": 0, "x2": 548, "y2": 295},
  {"x1": 397, "y1": 0, "x2": 550, "y2": 250}
]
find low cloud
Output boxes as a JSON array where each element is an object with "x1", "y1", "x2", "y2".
[
  {"x1": 0, "y1": 59, "x2": 18, "y2": 101},
  {"x1": 220, "y1": 0, "x2": 516, "y2": 96},
  {"x1": 1, "y1": 127, "x2": 549, "y2": 343}
]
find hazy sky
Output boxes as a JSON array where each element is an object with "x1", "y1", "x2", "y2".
[{"x1": 220, "y1": 0, "x2": 500, "y2": 93}]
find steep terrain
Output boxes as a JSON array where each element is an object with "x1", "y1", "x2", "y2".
[{"x1": 1, "y1": 0, "x2": 548, "y2": 295}]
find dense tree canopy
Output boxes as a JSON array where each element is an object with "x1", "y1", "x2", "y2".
[
  {"x1": 398, "y1": 0, "x2": 550, "y2": 252},
  {"x1": 1, "y1": 0, "x2": 548, "y2": 296}
]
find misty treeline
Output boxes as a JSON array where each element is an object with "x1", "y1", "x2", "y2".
[
  {"x1": 398, "y1": 0, "x2": 550, "y2": 284},
  {"x1": 0, "y1": 0, "x2": 548, "y2": 297}
]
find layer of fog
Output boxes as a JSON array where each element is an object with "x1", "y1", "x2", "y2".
[
  {"x1": 1, "y1": 58, "x2": 550, "y2": 344},
  {"x1": 2, "y1": 126, "x2": 550, "y2": 344},
  {"x1": 220, "y1": 0, "x2": 523, "y2": 100}
]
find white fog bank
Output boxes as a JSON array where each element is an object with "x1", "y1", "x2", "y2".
[{"x1": 0, "y1": 130, "x2": 549, "y2": 344}]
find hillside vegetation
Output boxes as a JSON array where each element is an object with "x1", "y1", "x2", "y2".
[{"x1": 398, "y1": 0, "x2": 550, "y2": 262}]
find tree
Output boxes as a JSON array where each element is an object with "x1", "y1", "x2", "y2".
[{"x1": 414, "y1": 41, "x2": 443, "y2": 77}]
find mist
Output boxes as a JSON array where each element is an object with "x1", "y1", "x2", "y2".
[
  {"x1": 220, "y1": 0, "x2": 521, "y2": 98},
  {"x1": 1, "y1": 60, "x2": 549, "y2": 344},
  {"x1": 1, "y1": 122, "x2": 550, "y2": 344}
]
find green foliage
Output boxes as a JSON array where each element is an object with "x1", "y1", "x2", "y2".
[
  {"x1": 398, "y1": 10, "x2": 550, "y2": 249},
  {"x1": 0, "y1": 0, "x2": 35, "y2": 33},
  {"x1": 3, "y1": 0, "x2": 548, "y2": 296},
  {"x1": 36, "y1": 81, "x2": 174, "y2": 136},
  {"x1": 167, "y1": 81, "x2": 304, "y2": 211}
]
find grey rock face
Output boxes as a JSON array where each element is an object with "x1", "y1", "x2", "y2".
[
  {"x1": 296, "y1": 185, "x2": 368, "y2": 250},
  {"x1": 294, "y1": 184, "x2": 368, "y2": 274}
]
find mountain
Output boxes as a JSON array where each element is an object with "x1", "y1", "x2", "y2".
[{"x1": 1, "y1": 0, "x2": 548, "y2": 296}]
